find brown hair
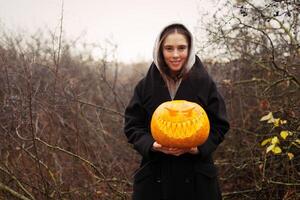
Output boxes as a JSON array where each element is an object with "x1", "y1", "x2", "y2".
[{"x1": 157, "y1": 24, "x2": 192, "y2": 79}]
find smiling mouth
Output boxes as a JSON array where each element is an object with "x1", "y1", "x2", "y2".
[{"x1": 170, "y1": 61, "x2": 181, "y2": 65}]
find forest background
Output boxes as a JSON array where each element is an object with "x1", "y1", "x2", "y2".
[{"x1": 0, "y1": 0, "x2": 299, "y2": 199}]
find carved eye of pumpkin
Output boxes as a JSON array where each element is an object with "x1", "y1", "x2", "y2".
[
  {"x1": 165, "y1": 106, "x2": 195, "y2": 117},
  {"x1": 151, "y1": 100, "x2": 210, "y2": 148}
]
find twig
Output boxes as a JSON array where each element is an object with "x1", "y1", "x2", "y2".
[
  {"x1": 34, "y1": 137, "x2": 128, "y2": 199},
  {"x1": 6, "y1": 132, "x2": 59, "y2": 197},
  {"x1": 263, "y1": 77, "x2": 295, "y2": 93},
  {"x1": 268, "y1": 180, "x2": 300, "y2": 186},
  {"x1": 0, "y1": 166, "x2": 36, "y2": 200},
  {"x1": 53, "y1": 0, "x2": 64, "y2": 105},
  {"x1": 72, "y1": 98, "x2": 124, "y2": 117},
  {"x1": 222, "y1": 188, "x2": 259, "y2": 196},
  {"x1": 233, "y1": 78, "x2": 269, "y2": 85},
  {"x1": 23, "y1": 59, "x2": 48, "y2": 195},
  {"x1": 0, "y1": 181, "x2": 32, "y2": 200},
  {"x1": 34, "y1": 137, "x2": 106, "y2": 179}
]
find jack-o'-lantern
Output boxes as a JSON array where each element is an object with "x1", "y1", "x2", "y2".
[{"x1": 151, "y1": 100, "x2": 210, "y2": 148}]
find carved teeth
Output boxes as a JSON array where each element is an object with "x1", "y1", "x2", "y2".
[{"x1": 157, "y1": 116, "x2": 204, "y2": 139}]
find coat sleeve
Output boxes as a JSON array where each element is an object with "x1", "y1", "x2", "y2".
[
  {"x1": 124, "y1": 81, "x2": 155, "y2": 159},
  {"x1": 197, "y1": 80, "x2": 230, "y2": 159}
]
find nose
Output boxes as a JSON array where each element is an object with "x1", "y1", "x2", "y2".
[{"x1": 172, "y1": 49, "x2": 179, "y2": 58}]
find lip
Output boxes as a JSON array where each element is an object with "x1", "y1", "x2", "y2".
[{"x1": 170, "y1": 60, "x2": 182, "y2": 65}]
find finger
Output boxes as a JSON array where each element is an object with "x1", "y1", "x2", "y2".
[
  {"x1": 160, "y1": 149, "x2": 178, "y2": 154},
  {"x1": 172, "y1": 151, "x2": 186, "y2": 156},
  {"x1": 153, "y1": 142, "x2": 162, "y2": 148},
  {"x1": 188, "y1": 147, "x2": 199, "y2": 154},
  {"x1": 169, "y1": 149, "x2": 185, "y2": 154},
  {"x1": 152, "y1": 142, "x2": 163, "y2": 151},
  {"x1": 166, "y1": 149, "x2": 187, "y2": 155}
]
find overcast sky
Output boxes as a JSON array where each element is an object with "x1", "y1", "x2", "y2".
[{"x1": 0, "y1": 0, "x2": 220, "y2": 63}]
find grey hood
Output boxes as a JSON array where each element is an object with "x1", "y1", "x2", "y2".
[{"x1": 153, "y1": 23, "x2": 196, "y2": 76}]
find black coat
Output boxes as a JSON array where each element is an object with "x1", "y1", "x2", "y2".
[{"x1": 124, "y1": 56, "x2": 230, "y2": 200}]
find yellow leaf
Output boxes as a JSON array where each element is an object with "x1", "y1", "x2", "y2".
[
  {"x1": 261, "y1": 138, "x2": 272, "y2": 146},
  {"x1": 296, "y1": 139, "x2": 300, "y2": 144},
  {"x1": 280, "y1": 120, "x2": 287, "y2": 125},
  {"x1": 266, "y1": 144, "x2": 275, "y2": 153},
  {"x1": 267, "y1": 118, "x2": 275, "y2": 123},
  {"x1": 260, "y1": 112, "x2": 273, "y2": 122},
  {"x1": 280, "y1": 131, "x2": 289, "y2": 140},
  {"x1": 273, "y1": 118, "x2": 280, "y2": 127},
  {"x1": 271, "y1": 136, "x2": 279, "y2": 145},
  {"x1": 287, "y1": 153, "x2": 294, "y2": 160},
  {"x1": 272, "y1": 146, "x2": 282, "y2": 154},
  {"x1": 292, "y1": 142, "x2": 300, "y2": 148}
]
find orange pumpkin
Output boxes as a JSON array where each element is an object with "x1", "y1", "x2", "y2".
[{"x1": 151, "y1": 100, "x2": 210, "y2": 148}]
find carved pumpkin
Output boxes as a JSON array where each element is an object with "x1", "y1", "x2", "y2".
[{"x1": 151, "y1": 100, "x2": 210, "y2": 148}]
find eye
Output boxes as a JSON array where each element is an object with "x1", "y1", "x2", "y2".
[
  {"x1": 178, "y1": 45, "x2": 187, "y2": 51},
  {"x1": 182, "y1": 107, "x2": 195, "y2": 117},
  {"x1": 164, "y1": 46, "x2": 174, "y2": 52},
  {"x1": 165, "y1": 107, "x2": 178, "y2": 116}
]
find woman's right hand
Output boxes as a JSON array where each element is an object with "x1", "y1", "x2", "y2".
[{"x1": 152, "y1": 141, "x2": 189, "y2": 156}]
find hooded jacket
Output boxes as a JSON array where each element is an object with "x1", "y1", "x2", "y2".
[
  {"x1": 153, "y1": 23, "x2": 196, "y2": 99},
  {"x1": 124, "y1": 23, "x2": 230, "y2": 200}
]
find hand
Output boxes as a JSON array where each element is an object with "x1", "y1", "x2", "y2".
[
  {"x1": 152, "y1": 142, "x2": 199, "y2": 156},
  {"x1": 188, "y1": 147, "x2": 199, "y2": 155}
]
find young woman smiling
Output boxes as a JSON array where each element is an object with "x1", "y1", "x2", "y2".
[{"x1": 124, "y1": 23, "x2": 230, "y2": 200}]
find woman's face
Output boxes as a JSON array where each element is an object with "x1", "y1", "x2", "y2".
[{"x1": 162, "y1": 32, "x2": 189, "y2": 75}]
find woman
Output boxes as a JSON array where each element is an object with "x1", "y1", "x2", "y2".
[{"x1": 124, "y1": 23, "x2": 230, "y2": 200}]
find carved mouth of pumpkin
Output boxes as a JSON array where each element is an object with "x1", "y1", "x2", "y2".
[{"x1": 156, "y1": 116, "x2": 203, "y2": 139}]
